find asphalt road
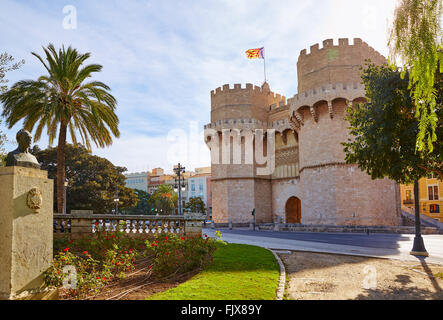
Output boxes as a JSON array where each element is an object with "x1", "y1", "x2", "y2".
[
  {"x1": 206, "y1": 228, "x2": 411, "y2": 249},
  {"x1": 203, "y1": 228, "x2": 443, "y2": 264}
]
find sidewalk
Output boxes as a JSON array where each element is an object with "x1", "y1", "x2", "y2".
[{"x1": 204, "y1": 228, "x2": 443, "y2": 265}]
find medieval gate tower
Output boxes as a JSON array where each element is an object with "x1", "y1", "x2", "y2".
[{"x1": 205, "y1": 38, "x2": 401, "y2": 226}]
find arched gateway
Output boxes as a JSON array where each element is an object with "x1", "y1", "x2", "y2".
[{"x1": 285, "y1": 196, "x2": 301, "y2": 223}]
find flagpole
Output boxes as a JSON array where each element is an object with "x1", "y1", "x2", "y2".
[{"x1": 263, "y1": 48, "x2": 267, "y2": 83}]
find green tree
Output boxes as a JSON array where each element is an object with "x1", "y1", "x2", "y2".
[
  {"x1": 0, "y1": 52, "x2": 24, "y2": 93},
  {"x1": 0, "y1": 119, "x2": 7, "y2": 166},
  {"x1": 35, "y1": 144, "x2": 137, "y2": 214},
  {"x1": 0, "y1": 44, "x2": 120, "y2": 214},
  {"x1": 388, "y1": 0, "x2": 443, "y2": 152},
  {"x1": 184, "y1": 196, "x2": 206, "y2": 214},
  {"x1": 343, "y1": 63, "x2": 443, "y2": 183},
  {"x1": 124, "y1": 189, "x2": 152, "y2": 214},
  {"x1": 150, "y1": 184, "x2": 177, "y2": 215}
]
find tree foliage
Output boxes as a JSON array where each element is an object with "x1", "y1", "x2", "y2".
[
  {"x1": 184, "y1": 196, "x2": 206, "y2": 214},
  {"x1": 35, "y1": 144, "x2": 137, "y2": 214},
  {"x1": 150, "y1": 184, "x2": 177, "y2": 215},
  {"x1": 124, "y1": 189, "x2": 152, "y2": 214},
  {"x1": 388, "y1": 0, "x2": 443, "y2": 152},
  {"x1": 0, "y1": 52, "x2": 24, "y2": 93},
  {"x1": 343, "y1": 63, "x2": 442, "y2": 184},
  {"x1": 0, "y1": 119, "x2": 8, "y2": 163},
  {"x1": 0, "y1": 44, "x2": 120, "y2": 213}
]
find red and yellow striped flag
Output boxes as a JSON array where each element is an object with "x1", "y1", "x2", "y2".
[{"x1": 245, "y1": 47, "x2": 264, "y2": 59}]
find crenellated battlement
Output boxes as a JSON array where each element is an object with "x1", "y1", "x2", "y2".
[
  {"x1": 211, "y1": 83, "x2": 259, "y2": 96},
  {"x1": 211, "y1": 83, "x2": 286, "y2": 108},
  {"x1": 210, "y1": 82, "x2": 287, "y2": 124},
  {"x1": 297, "y1": 38, "x2": 386, "y2": 93},
  {"x1": 299, "y1": 38, "x2": 384, "y2": 60}
]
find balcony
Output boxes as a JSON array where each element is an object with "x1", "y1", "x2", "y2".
[{"x1": 403, "y1": 199, "x2": 413, "y2": 205}]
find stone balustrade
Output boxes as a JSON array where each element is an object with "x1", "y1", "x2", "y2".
[{"x1": 53, "y1": 212, "x2": 205, "y2": 239}]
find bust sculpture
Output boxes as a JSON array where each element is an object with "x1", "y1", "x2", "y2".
[{"x1": 5, "y1": 129, "x2": 40, "y2": 169}]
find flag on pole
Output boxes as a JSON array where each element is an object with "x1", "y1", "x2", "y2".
[{"x1": 245, "y1": 47, "x2": 264, "y2": 59}]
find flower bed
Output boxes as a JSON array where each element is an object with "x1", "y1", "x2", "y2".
[{"x1": 45, "y1": 224, "x2": 223, "y2": 299}]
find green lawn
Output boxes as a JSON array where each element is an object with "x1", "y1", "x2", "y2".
[{"x1": 146, "y1": 243, "x2": 280, "y2": 300}]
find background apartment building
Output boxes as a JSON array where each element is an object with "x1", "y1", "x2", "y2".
[
  {"x1": 124, "y1": 166, "x2": 212, "y2": 216},
  {"x1": 124, "y1": 172, "x2": 149, "y2": 192},
  {"x1": 400, "y1": 174, "x2": 442, "y2": 222}
]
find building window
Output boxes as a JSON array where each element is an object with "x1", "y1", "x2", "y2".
[
  {"x1": 199, "y1": 184, "x2": 203, "y2": 191},
  {"x1": 191, "y1": 184, "x2": 195, "y2": 191},
  {"x1": 430, "y1": 204, "x2": 440, "y2": 213},
  {"x1": 428, "y1": 185, "x2": 439, "y2": 200}
]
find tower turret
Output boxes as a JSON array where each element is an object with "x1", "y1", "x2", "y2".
[{"x1": 289, "y1": 38, "x2": 400, "y2": 226}]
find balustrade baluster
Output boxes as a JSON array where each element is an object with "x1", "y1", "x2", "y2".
[{"x1": 141, "y1": 220, "x2": 147, "y2": 234}]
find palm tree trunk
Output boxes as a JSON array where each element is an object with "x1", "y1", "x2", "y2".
[{"x1": 57, "y1": 122, "x2": 67, "y2": 213}]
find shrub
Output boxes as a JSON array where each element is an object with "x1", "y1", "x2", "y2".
[
  {"x1": 45, "y1": 225, "x2": 147, "y2": 298},
  {"x1": 45, "y1": 227, "x2": 224, "y2": 299},
  {"x1": 145, "y1": 232, "x2": 225, "y2": 277}
]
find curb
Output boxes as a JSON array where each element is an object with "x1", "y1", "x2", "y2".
[{"x1": 268, "y1": 249, "x2": 286, "y2": 300}]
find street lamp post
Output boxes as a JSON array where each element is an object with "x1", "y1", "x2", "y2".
[
  {"x1": 174, "y1": 163, "x2": 186, "y2": 215},
  {"x1": 410, "y1": 179, "x2": 429, "y2": 256},
  {"x1": 63, "y1": 179, "x2": 68, "y2": 214},
  {"x1": 114, "y1": 186, "x2": 119, "y2": 215}
]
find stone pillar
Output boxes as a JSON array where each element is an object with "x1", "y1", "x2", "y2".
[
  {"x1": 70, "y1": 210, "x2": 93, "y2": 239},
  {"x1": 0, "y1": 166, "x2": 53, "y2": 300},
  {"x1": 184, "y1": 213, "x2": 205, "y2": 238}
]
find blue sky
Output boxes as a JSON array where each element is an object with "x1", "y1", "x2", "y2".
[{"x1": 0, "y1": 0, "x2": 397, "y2": 174}]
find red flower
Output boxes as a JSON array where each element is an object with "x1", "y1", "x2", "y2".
[
  {"x1": 112, "y1": 234, "x2": 116, "y2": 238},
  {"x1": 164, "y1": 236, "x2": 168, "y2": 241},
  {"x1": 154, "y1": 240, "x2": 159, "y2": 243},
  {"x1": 83, "y1": 251, "x2": 88, "y2": 255},
  {"x1": 148, "y1": 265, "x2": 152, "y2": 269},
  {"x1": 129, "y1": 249, "x2": 133, "y2": 253},
  {"x1": 64, "y1": 248, "x2": 69, "y2": 252},
  {"x1": 180, "y1": 237, "x2": 184, "y2": 240},
  {"x1": 124, "y1": 251, "x2": 128, "y2": 254},
  {"x1": 151, "y1": 243, "x2": 157, "y2": 247},
  {"x1": 96, "y1": 276, "x2": 100, "y2": 279},
  {"x1": 69, "y1": 239, "x2": 74, "y2": 244},
  {"x1": 95, "y1": 222, "x2": 99, "y2": 226},
  {"x1": 165, "y1": 252, "x2": 169, "y2": 256},
  {"x1": 103, "y1": 277, "x2": 106, "y2": 281}
]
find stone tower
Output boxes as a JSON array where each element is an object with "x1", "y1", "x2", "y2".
[
  {"x1": 289, "y1": 38, "x2": 401, "y2": 226},
  {"x1": 206, "y1": 38, "x2": 401, "y2": 227},
  {"x1": 206, "y1": 83, "x2": 290, "y2": 225}
]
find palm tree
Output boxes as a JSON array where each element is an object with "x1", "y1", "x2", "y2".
[{"x1": 0, "y1": 44, "x2": 120, "y2": 213}]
